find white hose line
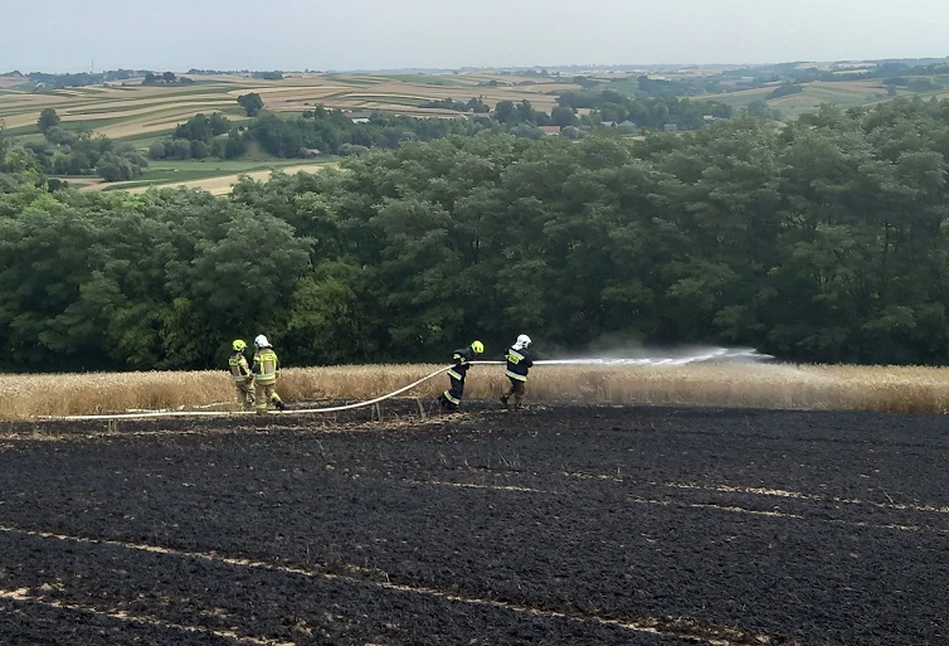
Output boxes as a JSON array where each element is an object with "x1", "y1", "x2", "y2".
[
  {"x1": 36, "y1": 353, "x2": 767, "y2": 422},
  {"x1": 47, "y1": 366, "x2": 458, "y2": 422}
]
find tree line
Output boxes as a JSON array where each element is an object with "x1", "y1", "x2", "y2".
[
  {"x1": 2, "y1": 97, "x2": 949, "y2": 371},
  {"x1": 718, "y1": 59, "x2": 949, "y2": 92},
  {"x1": 143, "y1": 71, "x2": 194, "y2": 85},
  {"x1": 557, "y1": 90, "x2": 735, "y2": 127},
  {"x1": 24, "y1": 109, "x2": 148, "y2": 182},
  {"x1": 150, "y1": 92, "x2": 736, "y2": 165}
]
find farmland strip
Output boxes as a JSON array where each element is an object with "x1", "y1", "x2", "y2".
[
  {"x1": 407, "y1": 479, "x2": 948, "y2": 534},
  {"x1": 0, "y1": 523, "x2": 771, "y2": 646},
  {"x1": 661, "y1": 481, "x2": 949, "y2": 514},
  {"x1": 557, "y1": 471, "x2": 949, "y2": 514},
  {"x1": 0, "y1": 586, "x2": 293, "y2": 646}
]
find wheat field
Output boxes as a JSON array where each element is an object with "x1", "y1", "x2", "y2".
[
  {"x1": 0, "y1": 73, "x2": 570, "y2": 139},
  {"x1": 2, "y1": 363, "x2": 949, "y2": 420}
]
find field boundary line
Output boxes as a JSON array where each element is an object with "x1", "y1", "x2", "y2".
[
  {"x1": 0, "y1": 523, "x2": 772, "y2": 646},
  {"x1": 0, "y1": 586, "x2": 293, "y2": 646},
  {"x1": 661, "y1": 481, "x2": 949, "y2": 515},
  {"x1": 409, "y1": 478, "x2": 947, "y2": 534},
  {"x1": 558, "y1": 471, "x2": 949, "y2": 515},
  {"x1": 622, "y1": 495, "x2": 942, "y2": 535},
  {"x1": 404, "y1": 479, "x2": 548, "y2": 494}
]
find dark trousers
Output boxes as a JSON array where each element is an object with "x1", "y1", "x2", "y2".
[
  {"x1": 502, "y1": 378, "x2": 526, "y2": 407},
  {"x1": 439, "y1": 375, "x2": 465, "y2": 409}
]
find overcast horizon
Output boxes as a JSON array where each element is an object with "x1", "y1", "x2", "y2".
[{"x1": 3, "y1": 0, "x2": 948, "y2": 73}]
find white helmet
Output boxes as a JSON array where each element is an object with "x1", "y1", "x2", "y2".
[
  {"x1": 254, "y1": 334, "x2": 271, "y2": 348},
  {"x1": 515, "y1": 334, "x2": 532, "y2": 349}
]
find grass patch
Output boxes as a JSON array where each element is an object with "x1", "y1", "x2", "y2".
[
  {"x1": 602, "y1": 78, "x2": 639, "y2": 96},
  {"x1": 147, "y1": 159, "x2": 310, "y2": 173},
  {"x1": 67, "y1": 100, "x2": 233, "y2": 117},
  {"x1": 322, "y1": 74, "x2": 383, "y2": 86},
  {"x1": 704, "y1": 88, "x2": 773, "y2": 106},
  {"x1": 114, "y1": 128, "x2": 178, "y2": 148},
  {"x1": 98, "y1": 157, "x2": 338, "y2": 191},
  {"x1": 123, "y1": 167, "x2": 233, "y2": 182},
  {"x1": 345, "y1": 94, "x2": 430, "y2": 107},
  {"x1": 377, "y1": 74, "x2": 471, "y2": 87},
  {"x1": 64, "y1": 114, "x2": 149, "y2": 129},
  {"x1": 4, "y1": 123, "x2": 40, "y2": 136},
  {"x1": 12, "y1": 133, "x2": 46, "y2": 145},
  {"x1": 100, "y1": 174, "x2": 221, "y2": 191}
]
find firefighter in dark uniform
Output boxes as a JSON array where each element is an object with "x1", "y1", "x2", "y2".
[
  {"x1": 500, "y1": 334, "x2": 533, "y2": 409},
  {"x1": 438, "y1": 340, "x2": 484, "y2": 410}
]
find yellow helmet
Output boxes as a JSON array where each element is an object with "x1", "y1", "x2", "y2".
[
  {"x1": 471, "y1": 340, "x2": 484, "y2": 354},
  {"x1": 232, "y1": 339, "x2": 247, "y2": 352}
]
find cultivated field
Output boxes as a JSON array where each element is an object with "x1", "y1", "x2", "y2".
[
  {"x1": 703, "y1": 78, "x2": 949, "y2": 117},
  {"x1": 7, "y1": 70, "x2": 947, "y2": 192},
  {"x1": 83, "y1": 160, "x2": 340, "y2": 195},
  {"x1": 0, "y1": 403, "x2": 945, "y2": 644},
  {"x1": 8, "y1": 362, "x2": 949, "y2": 420},
  {"x1": 0, "y1": 72, "x2": 570, "y2": 137},
  {"x1": 0, "y1": 71, "x2": 578, "y2": 192}
]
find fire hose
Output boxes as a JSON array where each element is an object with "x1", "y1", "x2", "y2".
[
  {"x1": 42, "y1": 349, "x2": 770, "y2": 421},
  {"x1": 48, "y1": 364, "x2": 476, "y2": 422}
]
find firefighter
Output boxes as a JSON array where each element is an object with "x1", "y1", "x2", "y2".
[
  {"x1": 228, "y1": 339, "x2": 255, "y2": 410},
  {"x1": 251, "y1": 334, "x2": 287, "y2": 415},
  {"x1": 500, "y1": 334, "x2": 533, "y2": 410},
  {"x1": 437, "y1": 340, "x2": 484, "y2": 411}
]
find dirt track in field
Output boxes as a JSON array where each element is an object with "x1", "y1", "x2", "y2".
[
  {"x1": 0, "y1": 403, "x2": 946, "y2": 645},
  {"x1": 122, "y1": 162, "x2": 337, "y2": 195}
]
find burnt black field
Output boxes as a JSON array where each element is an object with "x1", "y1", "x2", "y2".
[{"x1": 0, "y1": 403, "x2": 946, "y2": 645}]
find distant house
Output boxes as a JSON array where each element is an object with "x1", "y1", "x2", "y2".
[
  {"x1": 345, "y1": 110, "x2": 372, "y2": 123},
  {"x1": 303, "y1": 148, "x2": 322, "y2": 158},
  {"x1": 600, "y1": 120, "x2": 617, "y2": 127},
  {"x1": 663, "y1": 123, "x2": 678, "y2": 132},
  {"x1": 539, "y1": 125, "x2": 562, "y2": 136}
]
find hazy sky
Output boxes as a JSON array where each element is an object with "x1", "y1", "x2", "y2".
[{"x1": 3, "y1": 0, "x2": 947, "y2": 72}]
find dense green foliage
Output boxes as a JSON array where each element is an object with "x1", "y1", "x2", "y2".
[
  {"x1": 249, "y1": 110, "x2": 483, "y2": 157},
  {"x1": 767, "y1": 84, "x2": 804, "y2": 100},
  {"x1": 719, "y1": 59, "x2": 949, "y2": 90},
  {"x1": 154, "y1": 101, "x2": 609, "y2": 163},
  {"x1": 152, "y1": 94, "x2": 734, "y2": 166},
  {"x1": 2, "y1": 98, "x2": 949, "y2": 371},
  {"x1": 24, "y1": 110, "x2": 148, "y2": 181},
  {"x1": 251, "y1": 71, "x2": 284, "y2": 80},
  {"x1": 149, "y1": 113, "x2": 242, "y2": 160},
  {"x1": 420, "y1": 97, "x2": 491, "y2": 113},
  {"x1": 143, "y1": 71, "x2": 193, "y2": 85},
  {"x1": 37, "y1": 108, "x2": 61, "y2": 133},
  {"x1": 568, "y1": 74, "x2": 726, "y2": 97},
  {"x1": 558, "y1": 90, "x2": 734, "y2": 128},
  {"x1": 237, "y1": 92, "x2": 265, "y2": 117},
  {"x1": 4, "y1": 69, "x2": 146, "y2": 89}
]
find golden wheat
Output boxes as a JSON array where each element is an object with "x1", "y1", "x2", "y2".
[{"x1": 2, "y1": 363, "x2": 949, "y2": 420}]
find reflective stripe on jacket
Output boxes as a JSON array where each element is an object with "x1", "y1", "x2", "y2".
[
  {"x1": 252, "y1": 348, "x2": 279, "y2": 385},
  {"x1": 229, "y1": 353, "x2": 251, "y2": 382},
  {"x1": 504, "y1": 346, "x2": 533, "y2": 382},
  {"x1": 449, "y1": 346, "x2": 476, "y2": 381}
]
